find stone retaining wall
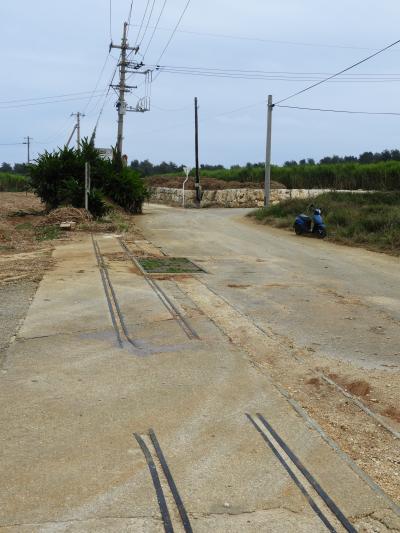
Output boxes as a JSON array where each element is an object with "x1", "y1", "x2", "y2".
[{"x1": 149, "y1": 187, "x2": 368, "y2": 208}]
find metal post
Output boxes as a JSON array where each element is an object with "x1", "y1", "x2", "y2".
[
  {"x1": 194, "y1": 97, "x2": 200, "y2": 205},
  {"x1": 182, "y1": 166, "x2": 191, "y2": 208},
  {"x1": 264, "y1": 95, "x2": 273, "y2": 207},
  {"x1": 85, "y1": 162, "x2": 90, "y2": 211}
]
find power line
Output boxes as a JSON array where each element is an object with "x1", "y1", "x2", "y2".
[
  {"x1": 0, "y1": 90, "x2": 106, "y2": 106},
  {"x1": 156, "y1": 65, "x2": 400, "y2": 77},
  {"x1": 109, "y1": 0, "x2": 113, "y2": 41},
  {"x1": 155, "y1": 0, "x2": 191, "y2": 64},
  {"x1": 138, "y1": 0, "x2": 157, "y2": 49},
  {"x1": 275, "y1": 36, "x2": 400, "y2": 105},
  {"x1": 0, "y1": 93, "x2": 107, "y2": 111},
  {"x1": 141, "y1": 0, "x2": 168, "y2": 58},
  {"x1": 134, "y1": 0, "x2": 151, "y2": 46},
  {"x1": 0, "y1": 142, "x2": 24, "y2": 146},
  {"x1": 154, "y1": 66, "x2": 400, "y2": 83},
  {"x1": 127, "y1": 0, "x2": 134, "y2": 27},
  {"x1": 83, "y1": 53, "x2": 112, "y2": 114},
  {"x1": 141, "y1": 100, "x2": 263, "y2": 135},
  {"x1": 131, "y1": 24, "x2": 394, "y2": 53},
  {"x1": 275, "y1": 104, "x2": 400, "y2": 116},
  {"x1": 90, "y1": 55, "x2": 120, "y2": 139}
]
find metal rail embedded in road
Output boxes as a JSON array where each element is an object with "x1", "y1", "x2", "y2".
[
  {"x1": 247, "y1": 413, "x2": 357, "y2": 532},
  {"x1": 92, "y1": 236, "x2": 139, "y2": 348},
  {"x1": 119, "y1": 238, "x2": 200, "y2": 340},
  {"x1": 134, "y1": 429, "x2": 193, "y2": 533}
]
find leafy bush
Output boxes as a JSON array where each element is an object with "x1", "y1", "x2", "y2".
[
  {"x1": 29, "y1": 140, "x2": 148, "y2": 217},
  {"x1": 103, "y1": 167, "x2": 149, "y2": 213}
]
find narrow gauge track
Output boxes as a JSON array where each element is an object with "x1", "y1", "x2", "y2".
[
  {"x1": 119, "y1": 238, "x2": 200, "y2": 341},
  {"x1": 134, "y1": 429, "x2": 193, "y2": 533},
  {"x1": 247, "y1": 413, "x2": 357, "y2": 533},
  {"x1": 92, "y1": 236, "x2": 139, "y2": 348}
]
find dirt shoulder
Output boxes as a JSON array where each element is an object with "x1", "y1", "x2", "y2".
[
  {"x1": 145, "y1": 175, "x2": 284, "y2": 190},
  {"x1": 0, "y1": 192, "x2": 143, "y2": 359}
]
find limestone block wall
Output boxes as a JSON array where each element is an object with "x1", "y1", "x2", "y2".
[{"x1": 149, "y1": 187, "x2": 369, "y2": 208}]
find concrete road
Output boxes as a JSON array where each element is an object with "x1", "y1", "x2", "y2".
[
  {"x1": 1, "y1": 208, "x2": 399, "y2": 532},
  {"x1": 137, "y1": 205, "x2": 400, "y2": 370}
]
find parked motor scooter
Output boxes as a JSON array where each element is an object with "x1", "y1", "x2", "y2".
[{"x1": 294, "y1": 206, "x2": 327, "y2": 238}]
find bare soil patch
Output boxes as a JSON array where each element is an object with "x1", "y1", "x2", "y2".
[
  {"x1": 0, "y1": 192, "x2": 44, "y2": 216},
  {"x1": 146, "y1": 175, "x2": 284, "y2": 190}
]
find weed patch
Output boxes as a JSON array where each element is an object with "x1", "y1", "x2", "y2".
[{"x1": 249, "y1": 192, "x2": 400, "y2": 255}]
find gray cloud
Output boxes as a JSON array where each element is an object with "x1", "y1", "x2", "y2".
[{"x1": 1, "y1": 0, "x2": 400, "y2": 166}]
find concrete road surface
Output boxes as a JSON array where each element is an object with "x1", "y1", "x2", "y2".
[{"x1": 1, "y1": 205, "x2": 399, "y2": 532}]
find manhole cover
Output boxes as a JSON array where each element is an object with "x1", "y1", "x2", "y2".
[{"x1": 138, "y1": 257, "x2": 204, "y2": 274}]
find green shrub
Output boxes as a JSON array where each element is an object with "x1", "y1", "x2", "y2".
[
  {"x1": 29, "y1": 140, "x2": 148, "y2": 217},
  {"x1": 103, "y1": 168, "x2": 149, "y2": 214},
  {"x1": 88, "y1": 189, "x2": 109, "y2": 218}
]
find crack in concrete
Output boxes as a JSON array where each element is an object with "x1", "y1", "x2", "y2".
[
  {"x1": 352, "y1": 510, "x2": 400, "y2": 531},
  {"x1": 191, "y1": 505, "x2": 302, "y2": 519},
  {"x1": 0, "y1": 515, "x2": 163, "y2": 529}
]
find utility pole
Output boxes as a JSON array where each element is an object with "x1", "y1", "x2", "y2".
[
  {"x1": 264, "y1": 95, "x2": 274, "y2": 207},
  {"x1": 23, "y1": 136, "x2": 32, "y2": 164},
  {"x1": 71, "y1": 112, "x2": 85, "y2": 149},
  {"x1": 85, "y1": 162, "x2": 91, "y2": 211},
  {"x1": 110, "y1": 23, "x2": 139, "y2": 154},
  {"x1": 194, "y1": 97, "x2": 201, "y2": 205}
]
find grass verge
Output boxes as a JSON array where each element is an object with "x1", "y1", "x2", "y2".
[
  {"x1": 0, "y1": 173, "x2": 30, "y2": 192},
  {"x1": 249, "y1": 192, "x2": 400, "y2": 255}
]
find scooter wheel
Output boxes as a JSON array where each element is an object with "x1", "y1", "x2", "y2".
[
  {"x1": 294, "y1": 224, "x2": 303, "y2": 235},
  {"x1": 318, "y1": 229, "x2": 327, "y2": 239}
]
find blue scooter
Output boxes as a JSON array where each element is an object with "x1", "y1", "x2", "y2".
[{"x1": 294, "y1": 206, "x2": 327, "y2": 239}]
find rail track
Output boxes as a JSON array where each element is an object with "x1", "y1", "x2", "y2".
[
  {"x1": 134, "y1": 429, "x2": 193, "y2": 533},
  {"x1": 247, "y1": 413, "x2": 357, "y2": 533},
  {"x1": 92, "y1": 236, "x2": 139, "y2": 348},
  {"x1": 119, "y1": 238, "x2": 199, "y2": 341}
]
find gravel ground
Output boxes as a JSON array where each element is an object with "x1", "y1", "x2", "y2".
[{"x1": 0, "y1": 281, "x2": 38, "y2": 364}]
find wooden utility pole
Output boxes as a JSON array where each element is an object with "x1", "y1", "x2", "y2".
[
  {"x1": 194, "y1": 97, "x2": 200, "y2": 205},
  {"x1": 23, "y1": 136, "x2": 32, "y2": 164},
  {"x1": 264, "y1": 95, "x2": 273, "y2": 206}
]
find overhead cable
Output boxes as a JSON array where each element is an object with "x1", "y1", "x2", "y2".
[
  {"x1": 0, "y1": 93, "x2": 107, "y2": 111},
  {"x1": 275, "y1": 36, "x2": 400, "y2": 105},
  {"x1": 138, "y1": 0, "x2": 157, "y2": 48},
  {"x1": 132, "y1": 24, "x2": 391, "y2": 52},
  {"x1": 142, "y1": 0, "x2": 168, "y2": 58},
  {"x1": 134, "y1": 0, "x2": 151, "y2": 46},
  {"x1": 83, "y1": 53, "x2": 112, "y2": 113},
  {"x1": 155, "y1": 0, "x2": 191, "y2": 64},
  {"x1": 276, "y1": 104, "x2": 400, "y2": 116}
]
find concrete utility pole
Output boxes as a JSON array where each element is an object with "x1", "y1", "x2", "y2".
[
  {"x1": 110, "y1": 23, "x2": 139, "y2": 154},
  {"x1": 23, "y1": 136, "x2": 32, "y2": 164},
  {"x1": 194, "y1": 97, "x2": 201, "y2": 205},
  {"x1": 264, "y1": 95, "x2": 274, "y2": 207},
  {"x1": 85, "y1": 162, "x2": 91, "y2": 211},
  {"x1": 71, "y1": 112, "x2": 85, "y2": 149}
]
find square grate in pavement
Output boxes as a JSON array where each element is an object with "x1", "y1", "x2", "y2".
[{"x1": 138, "y1": 257, "x2": 204, "y2": 274}]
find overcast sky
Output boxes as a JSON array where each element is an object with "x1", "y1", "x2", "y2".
[{"x1": 1, "y1": 0, "x2": 400, "y2": 167}]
